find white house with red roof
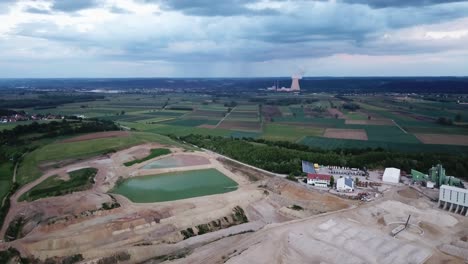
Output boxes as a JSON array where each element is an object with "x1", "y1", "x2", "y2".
[{"x1": 307, "y1": 173, "x2": 331, "y2": 187}]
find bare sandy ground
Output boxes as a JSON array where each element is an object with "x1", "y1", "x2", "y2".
[
  {"x1": 1, "y1": 142, "x2": 466, "y2": 263},
  {"x1": 0, "y1": 142, "x2": 356, "y2": 262},
  {"x1": 168, "y1": 187, "x2": 468, "y2": 264}
]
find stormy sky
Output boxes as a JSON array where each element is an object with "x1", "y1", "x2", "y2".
[{"x1": 0, "y1": 0, "x2": 467, "y2": 77}]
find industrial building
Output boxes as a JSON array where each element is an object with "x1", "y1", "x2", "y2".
[
  {"x1": 266, "y1": 72, "x2": 302, "y2": 92},
  {"x1": 382, "y1": 168, "x2": 401, "y2": 184},
  {"x1": 411, "y1": 164, "x2": 462, "y2": 188},
  {"x1": 438, "y1": 185, "x2": 468, "y2": 217},
  {"x1": 307, "y1": 174, "x2": 331, "y2": 188},
  {"x1": 336, "y1": 177, "x2": 354, "y2": 192},
  {"x1": 302, "y1": 160, "x2": 319, "y2": 174}
]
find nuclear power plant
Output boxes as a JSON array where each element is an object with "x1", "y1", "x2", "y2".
[
  {"x1": 266, "y1": 71, "x2": 303, "y2": 92},
  {"x1": 290, "y1": 73, "x2": 301, "y2": 91}
]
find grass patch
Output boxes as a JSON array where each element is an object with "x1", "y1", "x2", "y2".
[
  {"x1": 20, "y1": 168, "x2": 98, "y2": 202},
  {"x1": 16, "y1": 132, "x2": 185, "y2": 186},
  {"x1": 124, "y1": 148, "x2": 171, "y2": 166},
  {"x1": 146, "y1": 124, "x2": 232, "y2": 137},
  {"x1": 0, "y1": 163, "x2": 13, "y2": 202}
]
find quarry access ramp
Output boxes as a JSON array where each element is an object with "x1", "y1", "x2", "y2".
[{"x1": 200, "y1": 147, "x2": 287, "y2": 178}]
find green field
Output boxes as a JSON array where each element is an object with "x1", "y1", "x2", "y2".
[
  {"x1": 111, "y1": 168, "x2": 238, "y2": 203},
  {"x1": 262, "y1": 123, "x2": 323, "y2": 142},
  {"x1": 0, "y1": 163, "x2": 13, "y2": 202},
  {"x1": 19, "y1": 168, "x2": 98, "y2": 202},
  {"x1": 365, "y1": 126, "x2": 421, "y2": 143},
  {"x1": 16, "y1": 132, "x2": 185, "y2": 185}
]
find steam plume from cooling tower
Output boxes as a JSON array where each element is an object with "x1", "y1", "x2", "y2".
[{"x1": 290, "y1": 69, "x2": 304, "y2": 91}]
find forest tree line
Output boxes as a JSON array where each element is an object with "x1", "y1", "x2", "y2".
[
  {"x1": 0, "y1": 119, "x2": 119, "y2": 162},
  {"x1": 177, "y1": 134, "x2": 468, "y2": 180}
]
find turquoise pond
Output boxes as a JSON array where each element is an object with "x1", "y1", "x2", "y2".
[{"x1": 111, "y1": 168, "x2": 238, "y2": 202}]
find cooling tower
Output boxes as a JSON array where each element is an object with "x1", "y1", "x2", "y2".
[{"x1": 290, "y1": 74, "x2": 301, "y2": 91}]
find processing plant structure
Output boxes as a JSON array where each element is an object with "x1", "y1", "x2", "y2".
[{"x1": 411, "y1": 164, "x2": 463, "y2": 188}]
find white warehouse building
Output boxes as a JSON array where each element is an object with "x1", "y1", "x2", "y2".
[
  {"x1": 438, "y1": 185, "x2": 468, "y2": 217},
  {"x1": 382, "y1": 168, "x2": 401, "y2": 184},
  {"x1": 336, "y1": 177, "x2": 354, "y2": 192}
]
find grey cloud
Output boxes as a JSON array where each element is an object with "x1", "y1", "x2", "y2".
[
  {"x1": 342, "y1": 0, "x2": 468, "y2": 8},
  {"x1": 145, "y1": 0, "x2": 280, "y2": 16},
  {"x1": 24, "y1": 7, "x2": 51, "y2": 14},
  {"x1": 5, "y1": 0, "x2": 468, "y2": 67},
  {"x1": 51, "y1": 0, "x2": 99, "y2": 12}
]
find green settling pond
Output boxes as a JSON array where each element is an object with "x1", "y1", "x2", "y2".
[{"x1": 111, "y1": 169, "x2": 238, "y2": 203}]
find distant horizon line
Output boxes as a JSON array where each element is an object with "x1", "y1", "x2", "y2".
[{"x1": 0, "y1": 76, "x2": 467, "y2": 79}]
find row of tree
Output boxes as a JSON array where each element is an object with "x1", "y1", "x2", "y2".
[
  {"x1": 0, "y1": 94, "x2": 104, "y2": 109},
  {"x1": 0, "y1": 119, "x2": 119, "y2": 164},
  {"x1": 177, "y1": 134, "x2": 468, "y2": 180}
]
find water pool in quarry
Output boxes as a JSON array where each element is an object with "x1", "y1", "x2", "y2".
[
  {"x1": 142, "y1": 154, "x2": 210, "y2": 169},
  {"x1": 111, "y1": 168, "x2": 238, "y2": 202}
]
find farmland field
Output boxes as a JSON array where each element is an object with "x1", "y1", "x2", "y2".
[
  {"x1": 415, "y1": 134, "x2": 468, "y2": 146},
  {"x1": 262, "y1": 123, "x2": 323, "y2": 141},
  {"x1": 323, "y1": 128, "x2": 368, "y2": 140},
  {"x1": 2, "y1": 91, "x2": 467, "y2": 158}
]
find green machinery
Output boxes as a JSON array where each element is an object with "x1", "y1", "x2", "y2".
[{"x1": 411, "y1": 164, "x2": 462, "y2": 188}]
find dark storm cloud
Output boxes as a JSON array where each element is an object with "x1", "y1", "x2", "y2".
[
  {"x1": 51, "y1": 0, "x2": 99, "y2": 12},
  {"x1": 342, "y1": 0, "x2": 468, "y2": 8}
]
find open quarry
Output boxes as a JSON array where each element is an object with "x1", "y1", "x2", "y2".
[{"x1": 0, "y1": 140, "x2": 467, "y2": 263}]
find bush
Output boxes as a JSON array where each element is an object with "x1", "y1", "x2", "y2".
[
  {"x1": 291, "y1": 204, "x2": 304, "y2": 211},
  {"x1": 232, "y1": 206, "x2": 248, "y2": 223}
]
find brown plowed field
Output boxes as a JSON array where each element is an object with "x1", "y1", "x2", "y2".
[
  {"x1": 392, "y1": 111, "x2": 436, "y2": 122},
  {"x1": 324, "y1": 128, "x2": 368, "y2": 140},
  {"x1": 261, "y1": 105, "x2": 281, "y2": 122},
  {"x1": 327, "y1": 108, "x2": 345, "y2": 119},
  {"x1": 345, "y1": 119, "x2": 393, "y2": 125},
  {"x1": 229, "y1": 112, "x2": 258, "y2": 118},
  {"x1": 61, "y1": 131, "x2": 130, "y2": 143},
  {"x1": 277, "y1": 122, "x2": 330, "y2": 128},
  {"x1": 415, "y1": 134, "x2": 468, "y2": 146},
  {"x1": 217, "y1": 121, "x2": 261, "y2": 131}
]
